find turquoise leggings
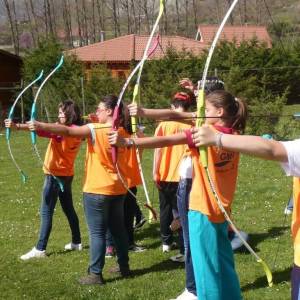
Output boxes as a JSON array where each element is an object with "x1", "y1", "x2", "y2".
[{"x1": 188, "y1": 210, "x2": 242, "y2": 300}]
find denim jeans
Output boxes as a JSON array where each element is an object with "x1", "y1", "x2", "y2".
[
  {"x1": 177, "y1": 178, "x2": 196, "y2": 296},
  {"x1": 36, "y1": 175, "x2": 81, "y2": 251},
  {"x1": 106, "y1": 187, "x2": 137, "y2": 247},
  {"x1": 83, "y1": 192, "x2": 129, "y2": 275}
]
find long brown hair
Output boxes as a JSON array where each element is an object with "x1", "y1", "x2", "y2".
[
  {"x1": 206, "y1": 90, "x2": 248, "y2": 133},
  {"x1": 59, "y1": 99, "x2": 82, "y2": 126}
]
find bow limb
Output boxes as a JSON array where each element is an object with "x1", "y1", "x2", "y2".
[
  {"x1": 130, "y1": 36, "x2": 161, "y2": 222},
  {"x1": 30, "y1": 55, "x2": 65, "y2": 192},
  {"x1": 111, "y1": 35, "x2": 162, "y2": 220},
  {"x1": 129, "y1": 1, "x2": 164, "y2": 222},
  {"x1": 196, "y1": 0, "x2": 273, "y2": 287},
  {"x1": 6, "y1": 70, "x2": 44, "y2": 183}
]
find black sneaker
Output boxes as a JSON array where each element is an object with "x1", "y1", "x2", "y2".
[
  {"x1": 109, "y1": 265, "x2": 131, "y2": 277},
  {"x1": 134, "y1": 217, "x2": 146, "y2": 230},
  {"x1": 129, "y1": 244, "x2": 146, "y2": 253},
  {"x1": 78, "y1": 273, "x2": 105, "y2": 285}
]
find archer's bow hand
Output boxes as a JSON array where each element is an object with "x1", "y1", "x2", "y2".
[
  {"x1": 108, "y1": 131, "x2": 128, "y2": 147},
  {"x1": 179, "y1": 78, "x2": 195, "y2": 92},
  {"x1": 27, "y1": 120, "x2": 41, "y2": 131},
  {"x1": 128, "y1": 103, "x2": 143, "y2": 117},
  {"x1": 4, "y1": 119, "x2": 16, "y2": 129},
  {"x1": 191, "y1": 125, "x2": 217, "y2": 147}
]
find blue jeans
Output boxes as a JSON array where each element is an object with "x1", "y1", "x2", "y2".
[
  {"x1": 177, "y1": 178, "x2": 196, "y2": 296},
  {"x1": 83, "y1": 192, "x2": 129, "y2": 275},
  {"x1": 36, "y1": 175, "x2": 81, "y2": 250}
]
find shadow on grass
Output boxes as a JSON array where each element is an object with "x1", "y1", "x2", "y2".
[
  {"x1": 241, "y1": 266, "x2": 291, "y2": 291},
  {"x1": 47, "y1": 245, "x2": 90, "y2": 257},
  {"x1": 135, "y1": 222, "x2": 161, "y2": 241},
  {"x1": 104, "y1": 258, "x2": 185, "y2": 283},
  {"x1": 235, "y1": 225, "x2": 290, "y2": 255}
]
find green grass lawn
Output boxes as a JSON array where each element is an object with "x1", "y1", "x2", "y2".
[{"x1": 0, "y1": 130, "x2": 294, "y2": 299}]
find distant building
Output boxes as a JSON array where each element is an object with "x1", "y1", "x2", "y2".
[
  {"x1": 66, "y1": 34, "x2": 206, "y2": 78},
  {"x1": 0, "y1": 49, "x2": 23, "y2": 124},
  {"x1": 196, "y1": 25, "x2": 272, "y2": 47}
]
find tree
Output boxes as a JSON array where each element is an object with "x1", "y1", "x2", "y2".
[{"x1": 3, "y1": 0, "x2": 19, "y2": 55}]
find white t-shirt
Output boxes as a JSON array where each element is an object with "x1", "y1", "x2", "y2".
[
  {"x1": 179, "y1": 156, "x2": 193, "y2": 179},
  {"x1": 280, "y1": 139, "x2": 300, "y2": 177}
]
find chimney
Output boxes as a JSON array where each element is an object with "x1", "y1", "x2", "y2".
[{"x1": 100, "y1": 31, "x2": 105, "y2": 42}]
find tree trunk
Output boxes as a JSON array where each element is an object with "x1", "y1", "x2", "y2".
[
  {"x1": 215, "y1": 0, "x2": 221, "y2": 23},
  {"x1": 45, "y1": 0, "x2": 54, "y2": 36},
  {"x1": 75, "y1": 0, "x2": 83, "y2": 46},
  {"x1": 192, "y1": 0, "x2": 198, "y2": 34},
  {"x1": 175, "y1": 0, "x2": 180, "y2": 33},
  {"x1": 96, "y1": 0, "x2": 106, "y2": 34},
  {"x1": 185, "y1": 0, "x2": 189, "y2": 36},
  {"x1": 143, "y1": 0, "x2": 150, "y2": 34},
  {"x1": 24, "y1": 0, "x2": 37, "y2": 47},
  {"x1": 112, "y1": 0, "x2": 121, "y2": 37},
  {"x1": 130, "y1": 0, "x2": 138, "y2": 33},
  {"x1": 3, "y1": 0, "x2": 19, "y2": 55},
  {"x1": 29, "y1": 0, "x2": 40, "y2": 42},
  {"x1": 163, "y1": 0, "x2": 168, "y2": 35},
  {"x1": 82, "y1": 0, "x2": 89, "y2": 45},
  {"x1": 62, "y1": 0, "x2": 73, "y2": 47},
  {"x1": 227, "y1": 0, "x2": 234, "y2": 25},
  {"x1": 91, "y1": 0, "x2": 96, "y2": 42}
]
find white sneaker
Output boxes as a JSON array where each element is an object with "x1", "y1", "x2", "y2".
[
  {"x1": 170, "y1": 253, "x2": 185, "y2": 263},
  {"x1": 170, "y1": 289, "x2": 198, "y2": 300},
  {"x1": 64, "y1": 242, "x2": 82, "y2": 251},
  {"x1": 20, "y1": 247, "x2": 46, "y2": 260},
  {"x1": 162, "y1": 242, "x2": 177, "y2": 253}
]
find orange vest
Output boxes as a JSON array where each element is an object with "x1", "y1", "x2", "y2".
[
  {"x1": 189, "y1": 127, "x2": 240, "y2": 223},
  {"x1": 82, "y1": 124, "x2": 128, "y2": 195},
  {"x1": 43, "y1": 135, "x2": 81, "y2": 176},
  {"x1": 154, "y1": 121, "x2": 191, "y2": 182}
]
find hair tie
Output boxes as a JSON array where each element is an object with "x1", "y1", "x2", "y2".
[{"x1": 173, "y1": 92, "x2": 191, "y2": 103}]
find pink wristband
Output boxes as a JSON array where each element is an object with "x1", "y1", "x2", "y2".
[{"x1": 184, "y1": 129, "x2": 196, "y2": 148}]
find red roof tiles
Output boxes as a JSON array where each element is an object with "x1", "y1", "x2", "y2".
[
  {"x1": 66, "y1": 34, "x2": 206, "y2": 63},
  {"x1": 197, "y1": 25, "x2": 272, "y2": 47}
]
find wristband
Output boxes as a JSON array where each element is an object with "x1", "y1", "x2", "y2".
[
  {"x1": 127, "y1": 138, "x2": 136, "y2": 148},
  {"x1": 215, "y1": 132, "x2": 224, "y2": 149},
  {"x1": 184, "y1": 129, "x2": 196, "y2": 148}
]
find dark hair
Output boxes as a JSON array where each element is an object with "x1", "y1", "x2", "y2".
[
  {"x1": 199, "y1": 76, "x2": 225, "y2": 94},
  {"x1": 59, "y1": 99, "x2": 82, "y2": 126},
  {"x1": 171, "y1": 91, "x2": 196, "y2": 111},
  {"x1": 101, "y1": 95, "x2": 128, "y2": 129},
  {"x1": 206, "y1": 90, "x2": 248, "y2": 133}
]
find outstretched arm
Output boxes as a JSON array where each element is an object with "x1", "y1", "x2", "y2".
[
  {"x1": 128, "y1": 103, "x2": 194, "y2": 121},
  {"x1": 108, "y1": 131, "x2": 187, "y2": 149},
  {"x1": 192, "y1": 125, "x2": 288, "y2": 162},
  {"x1": 27, "y1": 120, "x2": 91, "y2": 138}
]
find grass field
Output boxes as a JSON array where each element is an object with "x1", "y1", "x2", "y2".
[{"x1": 0, "y1": 129, "x2": 294, "y2": 300}]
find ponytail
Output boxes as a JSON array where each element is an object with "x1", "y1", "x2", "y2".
[
  {"x1": 206, "y1": 90, "x2": 248, "y2": 133},
  {"x1": 230, "y1": 98, "x2": 248, "y2": 133}
]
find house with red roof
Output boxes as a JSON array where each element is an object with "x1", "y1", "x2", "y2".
[
  {"x1": 196, "y1": 25, "x2": 272, "y2": 47},
  {"x1": 66, "y1": 34, "x2": 206, "y2": 78},
  {"x1": 0, "y1": 49, "x2": 23, "y2": 124},
  {"x1": 66, "y1": 26, "x2": 272, "y2": 79}
]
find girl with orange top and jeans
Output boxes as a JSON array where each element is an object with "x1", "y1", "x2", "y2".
[
  {"x1": 5, "y1": 100, "x2": 82, "y2": 260},
  {"x1": 28, "y1": 95, "x2": 130, "y2": 285},
  {"x1": 109, "y1": 90, "x2": 248, "y2": 300}
]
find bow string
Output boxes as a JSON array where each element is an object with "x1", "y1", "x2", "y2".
[
  {"x1": 30, "y1": 55, "x2": 65, "y2": 192},
  {"x1": 196, "y1": 0, "x2": 273, "y2": 287},
  {"x1": 6, "y1": 70, "x2": 44, "y2": 183}
]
